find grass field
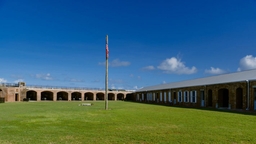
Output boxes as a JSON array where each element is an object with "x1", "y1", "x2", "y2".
[{"x1": 0, "y1": 101, "x2": 256, "y2": 144}]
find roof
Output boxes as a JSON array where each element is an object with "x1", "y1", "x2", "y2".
[{"x1": 136, "y1": 69, "x2": 256, "y2": 92}]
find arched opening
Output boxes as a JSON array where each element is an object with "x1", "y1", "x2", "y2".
[
  {"x1": 71, "y1": 92, "x2": 81, "y2": 101},
  {"x1": 57, "y1": 91, "x2": 68, "y2": 101},
  {"x1": 108, "y1": 93, "x2": 115, "y2": 100},
  {"x1": 84, "y1": 92, "x2": 93, "y2": 100},
  {"x1": 117, "y1": 93, "x2": 124, "y2": 100},
  {"x1": 96, "y1": 93, "x2": 104, "y2": 100},
  {"x1": 26, "y1": 90, "x2": 37, "y2": 101},
  {"x1": 218, "y1": 88, "x2": 229, "y2": 108},
  {"x1": 125, "y1": 93, "x2": 132, "y2": 101},
  {"x1": 236, "y1": 88, "x2": 243, "y2": 109},
  {"x1": 208, "y1": 90, "x2": 213, "y2": 107},
  {"x1": 15, "y1": 94, "x2": 19, "y2": 101},
  {"x1": 41, "y1": 91, "x2": 53, "y2": 101}
]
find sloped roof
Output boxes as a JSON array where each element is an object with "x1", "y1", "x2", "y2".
[{"x1": 136, "y1": 69, "x2": 256, "y2": 92}]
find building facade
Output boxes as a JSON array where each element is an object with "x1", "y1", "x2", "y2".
[
  {"x1": 0, "y1": 82, "x2": 132, "y2": 102},
  {"x1": 134, "y1": 69, "x2": 256, "y2": 111}
]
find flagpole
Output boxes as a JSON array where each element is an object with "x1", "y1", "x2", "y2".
[{"x1": 105, "y1": 35, "x2": 109, "y2": 110}]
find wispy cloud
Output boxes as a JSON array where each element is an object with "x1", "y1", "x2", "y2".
[
  {"x1": 237, "y1": 55, "x2": 256, "y2": 71},
  {"x1": 69, "y1": 78, "x2": 84, "y2": 82},
  {"x1": 0, "y1": 78, "x2": 7, "y2": 83},
  {"x1": 157, "y1": 57, "x2": 197, "y2": 74},
  {"x1": 142, "y1": 66, "x2": 155, "y2": 70},
  {"x1": 99, "y1": 59, "x2": 130, "y2": 67},
  {"x1": 205, "y1": 67, "x2": 226, "y2": 75},
  {"x1": 35, "y1": 73, "x2": 53, "y2": 80}
]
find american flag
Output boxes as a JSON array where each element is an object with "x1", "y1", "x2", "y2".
[{"x1": 106, "y1": 35, "x2": 109, "y2": 59}]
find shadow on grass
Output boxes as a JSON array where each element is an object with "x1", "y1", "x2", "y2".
[{"x1": 125, "y1": 101, "x2": 256, "y2": 116}]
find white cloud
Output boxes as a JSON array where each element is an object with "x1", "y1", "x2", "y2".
[
  {"x1": 205, "y1": 67, "x2": 226, "y2": 75},
  {"x1": 35, "y1": 73, "x2": 52, "y2": 80},
  {"x1": 14, "y1": 79, "x2": 24, "y2": 83},
  {"x1": 238, "y1": 55, "x2": 256, "y2": 71},
  {"x1": 0, "y1": 78, "x2": 7, "y2": 83},
  {"x1": 142, "y1": 66, "x2": 155, "y2": 70},
  {"x1": 157, "y1": 57, "x2": 197, "y2": 74},
  {"x1": 133, "y1": 86, "x2": 143, "y2": 90},
  {"x1": 99, "y1": 59, "x2": 130, "y2": 67},
  {"x1": 111, "y1": 84, "x2": 116, "y2": 89}
]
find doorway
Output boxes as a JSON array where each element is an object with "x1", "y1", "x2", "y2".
[
  {"x1": 254, "y1": 88, "x2": 256, "y2": 110},
  {"x1": 201, "y1": 91, "x2": 205, "y2": 107},
  {"x1": 15, "y1": 94, "x2": 19, "y2": 101},
  {"x1": 173, "y1": 92, "x2": 176, "y2": 104},
  {"x1": 208, "y1": 90, "x2": 212, "y2": 107},
  {"x1": 236, "y1": 88, "x2": 243, "y2": 109},
  {"x1": 218, "y1": 88, "x2": 229, "y2": 108}
]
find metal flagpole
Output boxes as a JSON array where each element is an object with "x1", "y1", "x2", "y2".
[{"x1": 105, "y1": 35, "x2": 109, "y2": 110}]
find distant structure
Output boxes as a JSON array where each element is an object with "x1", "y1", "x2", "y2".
[
  {"x1": 133, "y1": 69, "x2": 256, "y2": 111},
  {"x1": 0, "y1": 82, "x2": 132, "y2": 102}
]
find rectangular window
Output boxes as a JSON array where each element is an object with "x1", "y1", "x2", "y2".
[
  {"x1": 137, "y1": 94, "x2": 139, "y2": 101},
  {"x1": 178, "y1": 91, "x2": 182, "y2": 102},
  {"x1": 168, "y1": 91, "x2": 171, "y2": 102},
  {"x1": 184, "y1": 91, "x2": 187, "y2": 102},
  {"x1": 142, "y1": 94, "x2": 144, "y2": 101},
  {"x1": 190, "y1": 91, "x2": 197, "y2": 103},
  {"x1": 160, "y1": 92, "x2": 162, "y2": 101},
  {"x1": 153, "y1": 93, "x2": 155, "y2": 101},
  {"x1": 148, "y1": 93, "x2": 152, "y2": 101},
  {"x1": 184, "y1": 91, "x2": 189, "y2": 103}
]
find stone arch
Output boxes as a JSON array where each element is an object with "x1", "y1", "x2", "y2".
[
  {"x1": 108, "y1": 93, "x2": 115, "y2": 100},
  {"x1": 218, "y1": 88, "x2": 229, "y2": 108},
  {"x1": 26, "y1": 90, "x2": 37, "y2": 101},
  {"x1": 236, "y1": 87, "x2": 243, "y2": 109},
  {"x1": 96, "y1": 92, "x2": 104, "y2": 100},
  {"x1": 41, "y1": 91, "x2": 54, "y2": 101},
  {"x1": 125, "y1": 93, "x2": 133, "y2": 101},
  {"x1": 208, "y1": 89, "x2": 213, "y2": 107},
  {"x1": 71, "y1": 92, "x2": 82, "y2": 101},
  {"x1": 57, "y1": 91, "x2": 68, "y2": 101},
  {"x1": 84, "y1": 92, "x2": 94, "y2": 100},
  {"x1": 117, "y1": 93, "x2": 124, "y2": 100}
]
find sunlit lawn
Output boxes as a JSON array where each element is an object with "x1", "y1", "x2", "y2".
[{"x1": 0, "y1": 101, "x2": 256, "y2": 144}]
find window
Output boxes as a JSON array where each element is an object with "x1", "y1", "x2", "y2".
[
  {"x1": 190, "y1": 91, "x2": 197, "y2": 103},
  {"x1": 153, "y1": 93, "x2": 155, "y2": 101},
  {"x1": 142, "y1": 94, "x2": 144, "y2": 101},
  {"x1": 137, "y1": 94, "x2": 139, "y2": 101},
  {"x1": 184, "y1": 91, "x2": 189, "y2": 103},
  {"x1": 178, "y1": 91, "x2": 182, "y2": 102},
  {"x1": 147, "y1": 93, "x2": 152, "y2": 101},
  {"x1": 160, "y1": 92, "x2": 162, "y2": 101}
]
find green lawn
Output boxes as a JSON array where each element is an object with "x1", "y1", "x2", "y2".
[{"x1": 0, "y1": 101, "x2": 255, "y2": 144}]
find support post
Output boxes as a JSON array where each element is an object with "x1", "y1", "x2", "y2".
[{"x1": 105, "y1": 35, "x2": 109, "y2": 110}]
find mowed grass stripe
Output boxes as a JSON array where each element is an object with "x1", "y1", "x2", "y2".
[{"x1": 0, "y1": 101, "x2": 255, "y2": 144}]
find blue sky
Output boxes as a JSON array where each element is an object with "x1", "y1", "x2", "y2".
[{"x1": 1, "y1": 0, "x2": 256, "y2": 90}]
